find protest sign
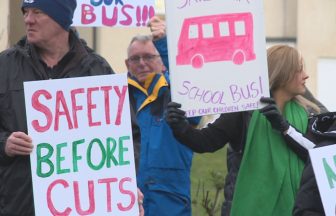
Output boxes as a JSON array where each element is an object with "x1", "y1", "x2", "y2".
[
  {"x1": 309, "y1": 144, "x2": 336, "y2": 216},
  {"x1": 165, "y1": 0, "x2": 269, "y2": 117},
  {"x1": 24, "y1": 74, "x2": 138, "y2": 216},
  {"x1": 73, "y1": 0, "x2": 155, "y2": 27}
]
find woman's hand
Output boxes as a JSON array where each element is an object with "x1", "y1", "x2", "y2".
[{"x1": 260, "y1": 97, "x2": 290, "y2": 134}]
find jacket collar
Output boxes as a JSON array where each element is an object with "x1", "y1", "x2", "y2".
[
  {"x1": 128, "y1": 72, "x2": 169, "y2": 112},
  {"x1": 14, "y1": 30, "x2": 89, "y2": 79}
]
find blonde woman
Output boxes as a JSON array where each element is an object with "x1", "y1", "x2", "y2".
[{"x1": 166, "y1": 45, "x2": 321, "y2": 216}]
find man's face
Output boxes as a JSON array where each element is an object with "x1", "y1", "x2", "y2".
[
  {"x1": 125, "y1": 40, "x2": 165, "y2": 85},
  {"x1": 23, "y1": 7, "x2": 65, "y2": 47}
]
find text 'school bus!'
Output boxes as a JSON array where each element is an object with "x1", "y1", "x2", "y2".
[{"x1": 176, "y1": 12, "x2": 256, "y2": 68}]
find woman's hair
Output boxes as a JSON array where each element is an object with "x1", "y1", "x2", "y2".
[{"x1": 267, "y1": 45, "x2": 320, "y2": 113}]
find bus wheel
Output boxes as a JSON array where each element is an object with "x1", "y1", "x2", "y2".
[
  {"x1": 191, "y1": 54, "x2": 204, "y2": 68},
  {"x1": 233, "y1": 51, "x2": 245, "y2": 65}
]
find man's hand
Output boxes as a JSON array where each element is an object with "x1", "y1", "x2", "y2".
[
  {"x1": 260, "y1": 97, "x2": 290, "y2": 134},
  {"x1": 148, "y1": 16, "x2": 166, "y2": 41},
  {"x1": 5, "y1": 132, "x2": 33, "y2": 157},
  {"x1": 165, "y1": 102, "x2": 189, "y2": 133}
]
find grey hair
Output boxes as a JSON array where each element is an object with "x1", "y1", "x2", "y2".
[{"x1": 127, "y1": 35, "x2": 158, "y2": 57}]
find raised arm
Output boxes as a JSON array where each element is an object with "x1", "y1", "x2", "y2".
[
  {"x1": 165, "y1": 102, "x2": 243, "y2": 153},
  {"x1": 148, "y1": 16, "x2": 169, "y2": 71}
]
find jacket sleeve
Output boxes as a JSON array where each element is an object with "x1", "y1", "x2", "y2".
[
  {"x1": 0, "y1": 51, "x2": 14, "y2": 165},
  {"x1": 173, "y1": 112, "x2": 245, "y2": 153},
  {"x1": 153, "y1": 37, "x2": 169, "y2": 71},
  {"x1": 0, "y1": 132, "x2": 14, "y2": 165},
  {"x1": 293, "y1": 158, "x2": 325, "y2": 216},
  {"x1": 283, "y1": 125, "x2": 316, "y2": 161},
  {"x1": 129, "y1": 102, "x2": 140, "y2": 174},
  {"x1": 89, "y1": 52, "x2": 115, "y2": 75}
]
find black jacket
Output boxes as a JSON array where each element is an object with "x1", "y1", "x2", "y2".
[
  {"x1": 293, "y1": 112, "x2": 336, "y2": 216},
  {"x1": 0, "y1": 30, "x2": 114, "y2": 216}
]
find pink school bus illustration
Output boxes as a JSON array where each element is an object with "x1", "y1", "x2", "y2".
[{"x1": 176, "y1": 12, "x2": 256, "y2": 68}]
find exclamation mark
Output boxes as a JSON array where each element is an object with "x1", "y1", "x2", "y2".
[
  {"x1": 149, "y1": 6, "x2": 155, "y2": 19},
  {"x1": 136, "y1": 6, "x2": 141, "y2": 26},
  {"x1": 142, "y1": 6, "x2": 148, "y2": 26}
]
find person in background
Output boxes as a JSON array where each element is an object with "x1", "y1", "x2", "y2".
[
  {"x1": 126, "y1": 16, "x2": 200, "y2": 216},
  {"x1": 0, "y1": 0, "x2": 144, "y2": 215},
  {"x1": 219, "y1": 75, "x2": 328, "y2": 215},
  {"x1": 219, "y1": 55, "x2": 328, "y2": 216},
  {"x1": 166, "y1": 44, "x2": 322, "y2": 216},
  {"x1": 293, "y1": 112, "x2": 336, "y2": 216}
]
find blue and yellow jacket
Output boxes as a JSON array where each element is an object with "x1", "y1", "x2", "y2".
[{"x1": 128, "y1": 70, "x2": 200, "y2": 200}]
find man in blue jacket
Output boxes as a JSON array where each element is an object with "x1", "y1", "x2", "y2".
[{"x1": 126, "y1": 17, "x2": 199, "y2": 216}]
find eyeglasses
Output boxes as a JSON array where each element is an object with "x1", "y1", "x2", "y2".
[{"x1": 128, "y1": 54, "x2": 160, "y2": 64}]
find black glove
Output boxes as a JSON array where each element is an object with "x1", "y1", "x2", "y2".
[
  {"x1": 165, "y1": 102, "x2": 189, "y2": 133},
  {"x1": 260, "y1": 97, "x2": 289, "y2": 133}
]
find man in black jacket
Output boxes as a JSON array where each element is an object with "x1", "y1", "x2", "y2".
[{"x1": 0, "y1": 1, "x2": 116, "y2": 215}]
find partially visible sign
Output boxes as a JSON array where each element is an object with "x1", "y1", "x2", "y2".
[
  {"x1": 309, "y1": 144, "x2": 336, "y2": 216},
  {"x1": 73, "y1": 0, "x2": 155, "y2": 27},
  {"x1": 0, "y1": 1, "x2": 9, "y2": 51},
  {"x1": 24, "y1": 74, "x2": 139, "y2": 216}
]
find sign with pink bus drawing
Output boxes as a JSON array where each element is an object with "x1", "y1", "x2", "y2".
[
  {"x1": 73, "y1": 0, "x2": 155, "y2": 27},
  {"x1": 24, "y1": 74, "x2": 139, "y2": 216},
  {"x1": 166, "y1": 0, "x2": 269, "y2": 117}
]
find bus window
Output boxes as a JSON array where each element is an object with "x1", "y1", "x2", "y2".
[
  {"x1": 219, "y1": 21, "x2": 230, "y2": 37},
  {"x1": 235, "y1": 21, "x2": 246, "y2": 36},
  {"x1": 189, "y1": 24, "x2": 198, "y2": 39},
  {"x1": 202, "y1": 23, "x2": 214, "y2": 38}
]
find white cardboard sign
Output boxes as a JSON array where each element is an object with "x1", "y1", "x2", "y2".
[
  {"x1": 24, "y1": 74, "x2": 139, "y2": 216},
  {"x1": 165, "y1": 0, "x2": 269, "y2": 117}
]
